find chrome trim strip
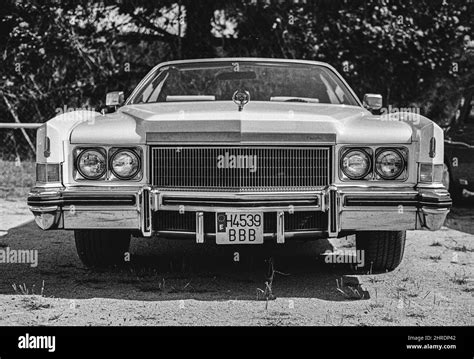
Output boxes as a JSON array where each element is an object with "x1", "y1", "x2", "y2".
[
  {"x1": 155, "y1": 191, "x2": 322, "y2": 199},
  {"x1": 154, "y1": 230, "x2": 327, "y2": 240},
  {"x1": 327, "y1": 186, "x2": 340, "y2": 237},
  {"x1": 340, "y1": 210, "x2": 416, "y2": 231},
  {"x1": 63, "y1": 209, "x2": 140, "y2": 229},
  {"x1": 196, "y1": 212, "x2": 204, "y2": 243},
  {"x1": 157, "y1": 204, "x2": 321, "y2": 213},
  {"x1": 276, "y1": 211, "x2": 285, "y2": 244},
  {"x1": 29, "y1": 205, "x2": 58, "y2": 213},
  {"x1": 146, "y1": 133, "x2": 336, "y2": 143},
  {"x1": 62, "y1": 205, "x2": 138, "y2": 211},
  {"x1": 139, "y1": 186, "x2": 152, "y2": 237}
]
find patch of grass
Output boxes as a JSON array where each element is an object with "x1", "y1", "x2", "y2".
[
  {"x1": 367, "y1": 275, "x2": 383, "y2": 284},
  {"x1": 12, "y1": 281, "x2": 45, "y2": 296},
  {"x1": 406, "y1": 311, "x2": 427, "y2": 319},
  {"x1": 452, "y1": 272, "x2": 468, "y2": 285},
  {"x1": 256, "y1": 258, "x2": 289, "y2": 309},
  {"x1": 342, "y1": 313, "x2": 356, "y2": 319},
  {"x1": 21, "y1": 297, "x2": 51, "y2": 311},
  {"x1": 381, "y1": 314, "x2": 395, "y2": 322},
  {"x1": 0, "y1": 160, "x2": 35, "y2": 199},
  {"x1": 429, "y1": 254, "x2": 442, "y2": 261},
  {"x1": 452, "y1": 245, "x2": 472, "y2": 253},
  {"x1": 368, "y1": 302, "x2": 384, "y2": 309},
  {"x1": 336, "y1": 277, "x2": 366, "y2": 300}
]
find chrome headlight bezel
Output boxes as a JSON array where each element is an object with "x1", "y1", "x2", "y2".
[
  {"x1": 75, "y1": 148, "x2": 107, "y2": 180},
  {"x1": 109, "y1": 148, "x2": 142, "y2": 180},
  {"x1": 73, "y1": 146, "x2": 143, "y2": 181},
  {"x1": 340, "y1": 148, "x2": 373, "y2": 180},
  {"x1": 375, "y1": 148, "x2": 406, "y2": 180},
  {"x1": 339, "y1": 146, "x2": 409, "y2": 181}
]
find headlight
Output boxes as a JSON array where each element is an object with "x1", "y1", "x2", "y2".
[
  {"x1": 375, "y1": 149, "x2": 404, "y2": 179},
  {"x1": 110, "y1": 149, "x2": 140, "y2": 179},
  {"x1": 76, "y1": 149, "x2": 106, "y2": 179},
  {"x1": 341, "y1": 149, "x2": 371, "y2": 179}
]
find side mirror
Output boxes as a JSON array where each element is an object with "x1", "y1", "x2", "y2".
[
  {"x1": 105, "y1": 91, "x2": 125, "y2": 107},
  {"x1": 363, "y1": 93, "x2": 383, "y2": 113}
]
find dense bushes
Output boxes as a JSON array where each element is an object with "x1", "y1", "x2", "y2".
[{"x1": 0, "y1": 0, "x2": 472, "y2": 129}]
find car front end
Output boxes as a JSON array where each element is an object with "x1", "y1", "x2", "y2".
[{"x1": 27, "y1": 58, "x2": 451, "y2": 270}]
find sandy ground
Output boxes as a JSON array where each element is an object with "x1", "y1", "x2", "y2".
[
  {"x1": 0, "y1": 197, "x2": 472, "y2": 326},
  {"x1": 0, "y1": 198, "x2": 31, "y2": 237}
]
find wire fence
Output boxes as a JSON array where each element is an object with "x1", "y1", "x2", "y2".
[{"x1": 0, "y1": 124, "x2": 40, "y2": 198}]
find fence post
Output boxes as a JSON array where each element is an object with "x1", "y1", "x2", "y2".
[{"x1": 0, "y1": 91, "x2": 36, "y2": 155}]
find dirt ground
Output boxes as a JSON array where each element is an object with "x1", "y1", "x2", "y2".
[{"x1": 0, "y1": 197, "x2": 472, "y2": 326}]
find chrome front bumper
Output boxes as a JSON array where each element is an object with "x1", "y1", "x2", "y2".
[{"x1": 27, "y1": 185, "x2": 452, "y2": 242}]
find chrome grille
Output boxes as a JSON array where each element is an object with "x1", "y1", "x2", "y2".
[{"x1": 151, "y1": 146, "x2": 330, "y2": 191}]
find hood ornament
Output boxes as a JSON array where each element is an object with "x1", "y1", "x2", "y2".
[{"x1": 233, "y1": 89, "x2": 250, "y2": 112}]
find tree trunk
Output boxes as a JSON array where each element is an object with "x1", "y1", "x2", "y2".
[{"x1": 181, "y1": 1, "x2": 215, "y2": 59}]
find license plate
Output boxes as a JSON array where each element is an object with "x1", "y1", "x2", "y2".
[{"x1": 216, "y1": 212, "x2": 264, "y2": 245}]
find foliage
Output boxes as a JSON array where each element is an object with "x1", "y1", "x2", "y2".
[{"x1": 0, "y1": 0, "x2": 472, "y2": 137}]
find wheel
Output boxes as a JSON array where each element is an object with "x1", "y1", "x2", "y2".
[
  {"x1": 74, "y1": 229, "x2": 131, "y2": 268},
  {"x1": 355, "y1": 231, "x2": 406, "y2": 273},
  {"x1": 442, "y1": 163, "x2": 462, "y2": 203}
]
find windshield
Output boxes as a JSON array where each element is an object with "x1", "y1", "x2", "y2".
[{"x1": 129, "y1": 61, "x2": 359, "y2": 106}]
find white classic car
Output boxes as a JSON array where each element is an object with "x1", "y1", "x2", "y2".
[{"x1": 28, "y1": 58, "x2": 451, "y2": 271}]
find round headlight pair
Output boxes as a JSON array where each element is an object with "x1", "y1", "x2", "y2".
[
  {"x1": 77, "y1": 149, "x2": 140, "y2": 180},
  {"x1": 341, "y1": 148, "x2": 404, "y2": 180}
]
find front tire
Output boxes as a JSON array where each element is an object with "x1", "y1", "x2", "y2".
[
  {"x1": 74, "y1": 229, "x2": 131, "y2": 268},
  {"x1": 355, "y1": 231, "x2": 406, "y2": 272}
]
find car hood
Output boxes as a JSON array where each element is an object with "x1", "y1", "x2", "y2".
[{"x1": 69, "y1": 101, "x2": 414, "y2": 144}]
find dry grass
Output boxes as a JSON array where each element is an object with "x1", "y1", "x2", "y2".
[
  {"x1": 12, "y1": 280, "x2": 45, "y2": 296},
  {"x1": 256, "y1": 258, "x2": 289, "y2": 309},
  {"x1": 451, "y1": 271, "x2": 468, "y2": 285},
  {"x1": 0, "y1": 160, "x2": 35, "y2": 199}
]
